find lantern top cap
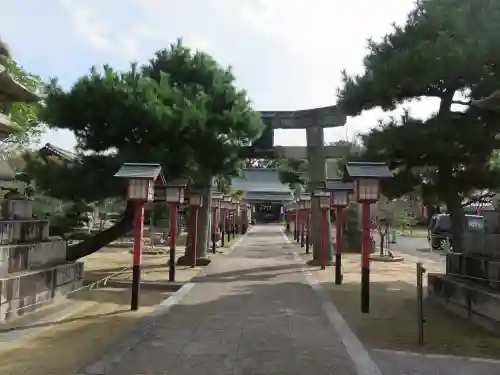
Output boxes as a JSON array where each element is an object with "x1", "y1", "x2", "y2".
[
  {"x1": 299, "y1": 193, "x2": 311, "y2": 201},
  {"x1": 313, "y1": 189, "x2": 330, "y2": 197},
  {"x1": 223, "y1": 194, "x2": 232, "y2": 201},
  {"x1": 165, "y1": 176, "x2": 189, "y2": 188},
  {"x1": 114, "y1": 163, "x2": 165, "y2": 183},
  {"x1": 342, "y1": 161, "x2": 392, "y2": 181},
  {"x1": 325, "y1": 178, "x2": 353, "y2": 192},
  {"x1": 212, "y1": 192, "x2": 224, "y2": 200}
]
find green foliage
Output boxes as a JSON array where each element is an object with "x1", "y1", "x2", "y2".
[
  {"x1": 244, "y1": 158, "x2": 282, "y2": 168},
  {"x1": 338, "y1": 0, "x2": 500, "y2": 207},
  {"x1": 278, "y1": 159, "x2": 308, "y2": 189},
  {"x1": 23, "y1": 151, "x2": 122, "y2": 201},
  {"x1": 28, "y1": 40, "x2": 263, "y2": 202},
  {"x1": 0, "y1": 55, "x2": 44, "y2": 155},
  {"x1": 49, "y1": 201, "x2": 92, "y2": 239}
]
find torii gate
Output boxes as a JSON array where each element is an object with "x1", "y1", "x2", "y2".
[{"x1": 249, "y1": 105, "x2": 348, "y2": 263}]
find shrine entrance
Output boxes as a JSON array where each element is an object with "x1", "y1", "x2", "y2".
[
  {"x1": 254, "y1": 201, "x2": 282, "y2": 223},
  {"x1": 236, "y1": 105, "x2": 348, "y2": 261}
]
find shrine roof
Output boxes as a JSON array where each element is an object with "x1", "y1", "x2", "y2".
[{"x1": 231, "y1": 168, "x2": 292, "y2": 194}]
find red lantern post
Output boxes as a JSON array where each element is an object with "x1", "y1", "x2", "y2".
[
  {"x1": 165, "y1": 178, "x2": 188, "y2": 282},
  {"x1": 211, "y1": 193, "x2": 223, "y2": 254},
  {"x1": 221, "y1": 195, "x2": 232, "y2": 245},
  {"x1": 285, "y1": 205, "x2": 291, "y2": 233},
  {"x1": 315, "y1": 190, "x2": 331, "y2": 270},
  {"x1": 295, "y1": 203, "x2": 300, "y2": 244},
  {"x1": 343, "y1": 162, "x2": 392, "y2": 314},
  {"x1": 114, "y1": 163, "x2": 165, "y2": 311},
  {"x1": 327, "y1": 179, "x2": 352, "y2": 285},
  {"x1": 227, "y1": 205, "x2": 232, "y2": 242},
  {"x1": 304, "y1": 198, "x2": 312, "y2": 254}
]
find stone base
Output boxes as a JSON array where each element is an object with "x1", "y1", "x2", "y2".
[
  {"x1": 0, "y1": 262, "x2": 84, "y2": 322},
  {"x1": 306, "y1": 258, "x2": 334, "y2": 267},
  {"x1": 176, "y1": 255, "x2": 211, "y2": 267},
  {"x1": 428, "y1": 273, "x2": 500, "y2": 334},
  {"x1": 369, "y1": 254, "x2": 404, "y2": 262}
]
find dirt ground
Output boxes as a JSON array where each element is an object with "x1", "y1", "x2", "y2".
[
  {"x1": 83, "y1": 244, "x2": 202, "y2": 283},
  {"x1": 297, "y1": 242, "x2": 500, "y2": 359},
  {"x1": 0, "y1": 244, "x2": 205, "y2": 375}
]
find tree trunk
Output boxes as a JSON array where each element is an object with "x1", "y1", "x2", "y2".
[
  {"x1": 306, "y1": 125, "x2": 333, "y2": 264},
  {"x1": 195, "y1": 183, "x2": 211, "y2": 258},
  {"x1": 66, "y1": 202, "x2": 134, "y2": 261},
  {"x1": 178, "y1": 175, "x2": 212, "y2": 266}
]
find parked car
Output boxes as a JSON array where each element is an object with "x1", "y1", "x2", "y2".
[{"x1": 428, "y1": 213, "x2": 484, "y2": 250}]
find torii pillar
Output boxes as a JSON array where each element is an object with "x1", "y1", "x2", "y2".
[{"x1": 259, "y1": 106, "x2": 347, "y2": 264}]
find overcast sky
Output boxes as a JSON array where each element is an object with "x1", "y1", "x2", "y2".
[{"x1": 1, "y1": 0, "x2": 440, "y2": 151}]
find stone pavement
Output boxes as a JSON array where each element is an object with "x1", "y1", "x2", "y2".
[{"x1": 80, "y1": 225, "x2": 362, "y2": 375}]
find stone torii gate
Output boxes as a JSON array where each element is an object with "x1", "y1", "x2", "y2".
[{"x1": 251, "y1": 105, "x2": 348, "y2": 263}]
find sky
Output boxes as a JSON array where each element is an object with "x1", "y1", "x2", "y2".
[{"x1": 1, "y1": 0, "x2": 440, "y2": 151}]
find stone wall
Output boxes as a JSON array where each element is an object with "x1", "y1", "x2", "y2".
[
  {"x1": 0, "y1": 262, "x2": 83, "y2": 320},
  {"x1": 0, "y1": 199, "x2": 84, "y2": 322},
  {"x1": 0, "y1": 220, "x2": 50, "y2": 244},
  {"x1": 446, "y1": 253, "x2": 500, "y2": 291},
  {"x1": 428, "y1": 273, "x2": 500, "y2": 334},
  {"x1": 0, "y1": 240, "x2": 66, "y2": 276}
]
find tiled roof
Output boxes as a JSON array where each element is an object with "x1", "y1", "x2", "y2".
[
  {"x1": 39, "y1": 143, "x2": 79, "y2": 161},
  {"x1": 325, "y1": 179, "x2": 353, "y2": 191},
  {"x1": 244, "y1": 192, "x2": 293, "y2": 202},
  {"x1": 231, "y1": 169, "x2": 292, "y2": 194},
  {"x1": 114, "y1": 163, "x2": 164, "y2": 182},
  {"x1": 344, "y1": 162, "x2": 393, "y2": 179}
]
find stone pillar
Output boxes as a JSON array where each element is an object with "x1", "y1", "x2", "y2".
[{"x1": 306, "y1": 125, "x2": 333, "y2": 264}]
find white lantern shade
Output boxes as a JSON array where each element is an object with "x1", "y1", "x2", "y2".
[
  {"x1": 304, "y1": 200, "x2": 312, "y2": 210},
  {"x1": 356, "y1": 179, "x2": 380, "y2": 202},
  {"x1": 319, "y1": 196, "x2": 331, "y2": 209},
  {"x1": 190, "y1": 194, "x2": 203, "y2": 207},
  {"x1": 314, "y1": 190, "x2": 331, "y2": 209},
  {"x1": 211, "y1": 199, "x2": 220, "y2": 209},
  {"x1": 127, "y1": 179, "x2": 153, "y2": 201},
  {"x1": 165, "y1": 186, "x2": 185, "y2": 204},
  {"x1": 331, "y1": 191, "x2": 349, "y2": 207}
]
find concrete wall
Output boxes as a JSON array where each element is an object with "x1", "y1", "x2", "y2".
[
  {"x1": 0, "y1": 240, "x2": 66, "y2": 276},
  {"x1": 0, "y1": 199, "x2": 83, "y2": 322},
  {"x1": 428, "y1": 273, "x2": 500, "y2": 334},
  {"x1": 0, "y1": 262, "x2": 84, "y2": 321}
]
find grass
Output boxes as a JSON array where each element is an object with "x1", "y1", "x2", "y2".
[
  {"x1": 298, "y1": 246, "x2": 500, "y2": 359},
  {"x1": 83, "y1": 244, "x2": 202, "y2": 283},
  {"x1": 0, "y1": 287, "x2": 170, "y2": 375},
  {"x1": 0, "y1": 244, "x2": 205, "y2": 375}
]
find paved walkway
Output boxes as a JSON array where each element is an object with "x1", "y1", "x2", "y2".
[{"x1": 81, "y1": 225, "x2": 361, "y2": 375}]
